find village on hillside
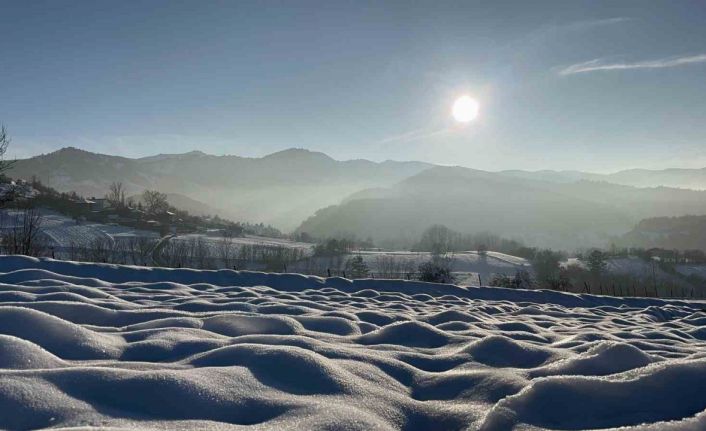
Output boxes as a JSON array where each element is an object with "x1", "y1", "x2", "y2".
[{"x1": 1, "y1": 175, "x2": 706, "y2": 299}]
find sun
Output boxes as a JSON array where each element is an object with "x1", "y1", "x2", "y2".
[{"x1": 452, "y1": 95, "x2": 479, "y2": 123}]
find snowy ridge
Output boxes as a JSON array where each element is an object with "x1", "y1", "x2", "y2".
[{"x1": 0, "y1": 256, "x2": 704, "y2": 430}]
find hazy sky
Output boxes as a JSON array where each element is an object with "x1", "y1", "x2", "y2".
[{"x1": 2, "y1": 0, "x2": 705, "y2": 172}]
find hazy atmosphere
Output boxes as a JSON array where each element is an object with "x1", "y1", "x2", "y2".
[
  {"x1": 1, "y1": 2, "x2": 706, "y2": 431},
  {"x1": 3, "y1": 1, "x2": 706, "y2": 171}
]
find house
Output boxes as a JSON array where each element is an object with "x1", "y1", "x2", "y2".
[
  {"x1": 71, "y1": 198, "x2": 95, "y2": 212},
  {"x1": 89, "y1": 197, "x2": 108, "y2": 211},
  {"x1": 0, "y1": 180, "x2": 38, "y2": 201},
  {"x1": 646, "y1": 247, "x2": 679, "y2": 263}
]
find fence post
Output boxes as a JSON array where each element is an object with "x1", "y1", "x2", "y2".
[
  {"x1": 343, "y1": 271, "x2": 346, "y2": 279},
  {"x1": 327, "y1": 268, "x2": 331, "y2": 277},
  {"x1": 599, "y1": 284, "x2": 603, "y2": 295},
  {"x1": 478, "y1": 274, "x2": 482, "y2": 287}
]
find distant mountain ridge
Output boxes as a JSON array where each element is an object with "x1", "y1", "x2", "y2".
[
  {"x1": 297, "y1": 165, "x2": 706, "y2": 250},
  {"x1": 11, "y1": 146, "x2": 706, "y2": 244},
  {"x1": 9, "y1": 147, "x2": 432, "y2": 229},
  {"x1": 620, "y1": 215, "x2": 706, "y2": 251},
  {"x1": 500, "y1": 167, "x2": 706, "y2": 190}
]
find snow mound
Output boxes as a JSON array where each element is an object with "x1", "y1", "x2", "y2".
[
  {"x1": 0, "y1": 255, "x2": 703, "y2": 430},
  {"x1": 482, "y1": 359, "x2": 706, "y2": 430},
  {"x1": 202, "y1": 314, "x2": 303, "y2": 337},
  {"x1": 188, "y1": 343, "x2": 353, "y2": 395},
  {"x1": 531, "y1": 341, "x2": 655, "y2": 377},
  {"x1": 462, "y1": 335, "x2": 559, "y2": 368},
  {"x1": 0, "y1": 335, "x2": 65, "y2": 369},
  {"x1": 357, "y1": 320, "x2": 453, "y2": 348},
  {"x1": 0, "y1": 307, "x2": 124, "y2": 359}
]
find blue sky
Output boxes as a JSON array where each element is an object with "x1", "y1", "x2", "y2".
[{"x1": 1, "y1": 0, "x2": 705, "y2": 171}]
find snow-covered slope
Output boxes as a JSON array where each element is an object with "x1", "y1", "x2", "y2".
[
  {"x1": 0, "y1": 256, "x2": 704, "y2": 430},
  {"x1": 1, "y1": 209, "x2": 158, "y2": 253},
  {"x1": 10, "y1": 147, "x2": 432, "y2": 229}
]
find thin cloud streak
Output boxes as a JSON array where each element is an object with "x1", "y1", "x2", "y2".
[
  {"x1": 376, "y1": 126, "x2": 453, "y2": 145},
  {"x1": 559, "y1": 54, "x2": 706, "y2": 75},
  {"x1": 563, "y1": 17, "x2": 631, "y2": 31}
]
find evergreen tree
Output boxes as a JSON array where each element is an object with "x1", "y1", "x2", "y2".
[
  {"x1": 346, "y1": 255, "x2": 369, "y2": 278},
  {"x1": 586, "y1": 250, "x2": 607, "y2": 277}
]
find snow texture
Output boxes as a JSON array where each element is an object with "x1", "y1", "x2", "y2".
[
  {"x1": 0, "y1": 255, "x2": 704, "y2": 430},
  {"x1": 0, "y1": 209, "x2": 158, "y2": 252}
]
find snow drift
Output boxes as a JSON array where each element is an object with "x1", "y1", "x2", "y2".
[{"x1": 0, "y1": 255, "x2": 704, "y2": 430}]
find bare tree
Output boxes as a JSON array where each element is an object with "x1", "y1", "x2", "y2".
[
  {"x1": 125, "y1": 236, "x2": 154, "y2": 265},
  {"x1": 1, "y1": 205, "x2": 47, "y2": 256},
  {"x1": 0, "y1": 125, "x2": 15, "y2": 175},
  {"x1": 218, "y1": 234, "x2": 235, "y2": 268},
  {"x1": 0, "y1": 125, "x2": 17, "y2": 206},
  {"x1": 417, "y1": 224, "x2": 453, "y2": 255},
  {"x1": 88, "y1": 237, "x2": 112, "y2": 263},
  {"x1": 136, "y1": 236, "x2": 156, "y2": 265},
  {"x1": 106, "y1": 182, "x2": 126, "y2": 209},
  {"x1": 142, "y1": 190, "x2": 169, "y2": 215},
  {"x1": 376, "y1": 255, "x2": 402, "y2": 278},
  {"x1": 160, "y1": 239, "x2": 189, "y2": 268},
  {"x1": 114, "y1": 238, "x2": 129, "y2": 264},
  {"x1": 67, "y1": 240, "x2": 80, "y2": 261},
  {"x1": 190, "y1": 237, "x2": 212, "y2": 269}
]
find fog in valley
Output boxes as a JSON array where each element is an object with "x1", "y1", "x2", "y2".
[{"x1": 11, "y1": 146, "x2": 706, "y2": 252}]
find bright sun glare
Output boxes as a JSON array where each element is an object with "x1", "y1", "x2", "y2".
[{"x1": 452, "y1": 95, "x2": 479, "y2": 123}]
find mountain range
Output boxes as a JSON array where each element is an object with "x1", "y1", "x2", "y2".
[
  {"x1": 9, "y1": 147, "x2": 431, "y2": 229},
  {"x1": 11, "y1": 147, "x2": 706, "y2": 249},
  {"x1": 298, "y1": 166, "x2": 706, "y2": 249},
  {"x1": 499, "y1": 168, "x2": 706, "y2": 190},
  {"x1": 620, "y1": 215, "x2": 706, "y2": 251}
]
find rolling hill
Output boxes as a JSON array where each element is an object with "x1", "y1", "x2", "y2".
[
  {"x1": 500, "y1": 167, "x2": 706, "y2": 190},
  {"x1": 9, "y1": 147, "x2": 431, "y2": 229},
  {"x1": 620, "y1": 215, "x2": 706, "y2": 251},
  {"x1": 12, "y1": 147, "x2": 706, "y2": 246},
  {"x1": 297, "y1": 166, "x2": 706, "y2": 250}
]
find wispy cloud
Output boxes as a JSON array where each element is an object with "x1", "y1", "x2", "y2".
[
  {"x1": 559, "y1": 54, "x2": 706, "y2": 75},
  {"x1": 376, "y1": 126, "x2": 452, "y2": 145},
  {"x1": 562, "y1": 17, "x2": 631, "y2": 31},
  {"x1": 500, "y1": 17, "x2": 630, "y2": 57}
]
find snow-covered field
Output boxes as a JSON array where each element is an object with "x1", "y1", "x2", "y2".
[
  {"x1": 165, "y1": 236, "x2": 529, "y2": 285},
  {"x1": 0, "y1": 255, "x2": 705, "y2": 430},
  {"x1": 565, "y1": 256, "x2": 706, "y2": 296},
  {"x1": 173, "y1": 232, "x2": 314, "y2": 250},
  {"x1": 291, "y1": 251, "x2": 532, "y2": 286},
  {"x1": 0, "y1": 209, "x2": 158, "y2": 251}
]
